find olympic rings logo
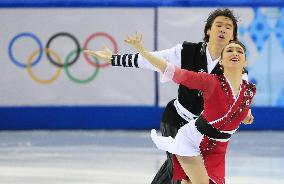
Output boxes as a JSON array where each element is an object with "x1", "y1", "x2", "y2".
[{"x1": 8, "y1": 32, "x2": 118, "y2": 84}]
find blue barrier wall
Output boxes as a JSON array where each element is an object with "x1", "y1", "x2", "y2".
[
  {"x1": 0, "y1": 107, "x2": 283, "y2": 130},
  {"x1": 1, "y1": 0, "x2": 283, "y2": 130}
]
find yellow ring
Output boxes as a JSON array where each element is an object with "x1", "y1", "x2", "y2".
[{"x1": 27, "y1": 48, "x2": 62, "y2": 84}]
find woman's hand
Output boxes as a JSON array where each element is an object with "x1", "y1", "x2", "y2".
[
  {"x1": 125, "y1": 32, "x2": 167, "y2": 72},
  {"x1": 84, "y1": 45, "x2": 113, "y2": 63},
  {"x1": 242, "y1": 109, "x2": 254, "y2": 125},
  {"x1": 124, "y1": 32, "x2": 146, "y2": 53}
]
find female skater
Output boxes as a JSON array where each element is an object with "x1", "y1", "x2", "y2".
[
  {"x1": 125, "y1": 33, "x2": 256, "y2": 184},
  {"x1": 84, "y1": 9, "x2": 253, "y2": 184}
]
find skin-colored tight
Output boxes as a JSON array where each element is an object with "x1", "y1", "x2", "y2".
[{"x1": 176, "y1": 155, "x2": 209, "y2": 184}]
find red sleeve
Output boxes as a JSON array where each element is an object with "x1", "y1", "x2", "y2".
[{"x1": 172, "y1": 68, "x2": 217, "y2": 96}]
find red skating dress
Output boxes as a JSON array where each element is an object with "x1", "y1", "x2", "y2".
[{"x1": 151, "y1": 64, "x2": 256, "y2": 184}]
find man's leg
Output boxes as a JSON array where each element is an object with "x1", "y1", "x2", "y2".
[{"x1": 151, "y1": 122, "x2": 181, "y2": 184}]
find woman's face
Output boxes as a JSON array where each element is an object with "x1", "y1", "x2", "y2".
[{"x1": 221, "y1": 42, "x2": 246, "y2": 71}]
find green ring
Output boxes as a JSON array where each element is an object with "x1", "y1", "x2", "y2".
[{"x1": 64, "y1": 49, "x2": 99, "y2": 84}]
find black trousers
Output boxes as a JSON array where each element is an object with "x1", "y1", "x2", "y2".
[{"x1": 150, "y1": 122, "x2": 181, "y2": 184}]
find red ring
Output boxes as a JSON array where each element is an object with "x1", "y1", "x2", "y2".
[{"x1": 83, "y1": 32, "x2": 118, "y2": 68}]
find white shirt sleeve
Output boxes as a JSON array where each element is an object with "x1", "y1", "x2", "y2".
[{"x1": 137, "y1": 44, "x2": 182, "y2": 72}]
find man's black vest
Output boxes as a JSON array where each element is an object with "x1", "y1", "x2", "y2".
[
  {"x1": 161, "y1": 42, "x2": 223, "y2": 126},
  {"x1": 178, "y1": 41, "x2": 223, "y2": 116}
]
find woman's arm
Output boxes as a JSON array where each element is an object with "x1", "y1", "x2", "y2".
[
  {"x1": 84, "y1": 39, "x2": 181, "y2": 71},
  {"x1": 124, "y1": 33, "x2": 169, "y2": 72},
  {"x1": 172, "y1": 68, "x2": 215, "y2": 93},
  {"x1": 242, "y1": 109, "x2": 254, "y2": 125},
  {"x1": 126, "y1": 33, "x2": 216, "y2": 93}
]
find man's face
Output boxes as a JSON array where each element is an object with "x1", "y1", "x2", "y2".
[{"x1": 207, "y1": 16, "x2": 234, "y2": 45}]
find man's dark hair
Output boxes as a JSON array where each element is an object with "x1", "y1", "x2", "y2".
[{"x1": 203, "y1": 8, "x2": 238, "y2": 42}]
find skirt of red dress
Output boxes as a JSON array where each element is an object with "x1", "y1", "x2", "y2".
[{"x1": 172, "y1": 154, "x2": 187, "y2": 181}]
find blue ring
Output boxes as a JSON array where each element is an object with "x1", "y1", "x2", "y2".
[{"x1": 8, "y1": 32, "x2": 43, "y2": 68}]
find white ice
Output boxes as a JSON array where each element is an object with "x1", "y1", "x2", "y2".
[{"x1": 0, "y1": 130, "x2": 283, "y2": 184}]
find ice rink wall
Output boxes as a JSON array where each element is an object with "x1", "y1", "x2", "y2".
[{"x1": 1, "y1": 0, "x2": 284, "y2": 130}]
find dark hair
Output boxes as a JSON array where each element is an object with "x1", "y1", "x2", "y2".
[
  {"x1": 219, "y1": 40, "x2": 247, "y2": 74},
  {"x1": 221, "y1": 40, "x2": 246, "y2": 59},
  {"x1": 203, "y1": 8, "x2": 238, "y2": 42}
]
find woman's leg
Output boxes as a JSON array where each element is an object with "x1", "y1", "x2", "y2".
[
  {"x1": 181, "y1": 179, "x2": 192, "y2": 184},
  {"x1": 176, "y1": 155, "x2": 209, "y2": 184}
]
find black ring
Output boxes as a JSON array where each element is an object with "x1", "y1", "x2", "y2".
[{"x1": 46, "y1": 32, "x2": 80, "y2": 67}]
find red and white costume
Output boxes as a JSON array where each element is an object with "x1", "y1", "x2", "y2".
[{"x1": 151, "y1": 63, "x2": 256, "y2": 184}]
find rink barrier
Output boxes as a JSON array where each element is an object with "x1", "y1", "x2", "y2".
[{"x1": 0, "y1": 107, "x2": 282, "y2": 130}]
